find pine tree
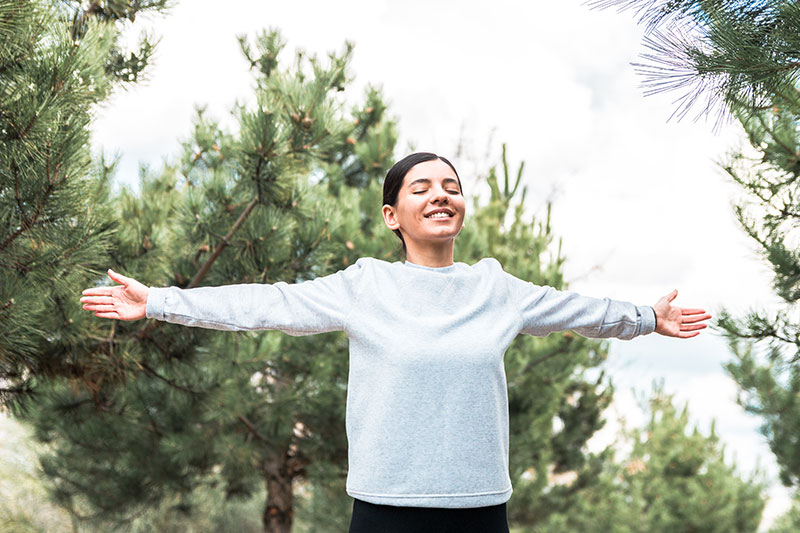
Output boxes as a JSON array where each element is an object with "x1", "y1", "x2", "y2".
[
  {"x1": 7, "y1": 9, "x2": 654, "y2": 532},
  {"x1": 14, "y1": 48, "x2": 621, "y2": 532},
  {"x1": 535, "y1": 386, "x2": 765, "y2": 533},
  {"x1": 0, "y1": 0, "x2": 169, "y2": 405},
  {"x1": 19, "y1": 30, "x2": 397, "y2": 533},
  {"x1": 593, "y1": 0, "x2": 800, "y2": 494}
]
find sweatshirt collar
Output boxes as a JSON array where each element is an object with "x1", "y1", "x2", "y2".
[{"x1": 403, "y1": 260, "x2": 457, "y2": 273}]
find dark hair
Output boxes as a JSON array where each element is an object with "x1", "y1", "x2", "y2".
[{"x1": 382, "y1": 152, "x2": 462, "y2": 252}]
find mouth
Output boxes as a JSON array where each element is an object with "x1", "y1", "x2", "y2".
[{"x1": 424, "y1": 209, "x2": 454, "y2": 219}]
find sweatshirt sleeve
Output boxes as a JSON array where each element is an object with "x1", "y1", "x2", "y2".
[
  {"x1": 144, "y1": 259, "x2": 366, "y2": 335},
  {"x1": 502, "y1": 271, "x2": 656, "y2": 340}
]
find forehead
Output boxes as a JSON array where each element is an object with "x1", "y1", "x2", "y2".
[{"x1": 402, "y1": 159, "x2": 459, "y2": 187}]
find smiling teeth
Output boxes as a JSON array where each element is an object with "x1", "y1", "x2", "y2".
[{"x1": 427, "y1": 213, "x2": 451, "y2": 218}]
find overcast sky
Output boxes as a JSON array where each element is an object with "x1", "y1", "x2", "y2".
[{"x1": 92, "y1": 0, "x2": 790, "y2": 526}]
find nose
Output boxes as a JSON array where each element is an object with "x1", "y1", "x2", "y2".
[{"x1": 430, "y1": 184, "x2": 449, "y2": 204}]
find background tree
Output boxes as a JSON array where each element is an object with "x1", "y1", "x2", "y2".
[
  {"x1": 7, "y1": 2, "x2": 749, "y2": 531},
  {"x1": 0, "y1": 0, "x2": 169, "y2": 405},
  {"x1": 593, "y1": 0, "x2": 800, "y2": 526},
  {"x1": 770, "y1": 498, "x2": 800, "y2": 533},
  {"x1": 10, "y1": 29, "x2": 625, "y2": 530},
  {"x1": 18, "y1": 29, "x2": 396, "y2": 533},
  {"x1": 533, "y1": 386, "x2": 765, "y2": 533}
]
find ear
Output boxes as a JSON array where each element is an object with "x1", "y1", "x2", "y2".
[{"x1": 382, "y1": 204, "x2": 400, "y2": 231}]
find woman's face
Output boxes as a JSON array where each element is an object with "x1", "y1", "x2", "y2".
[{"x1": 382, "y1": 159, "x2": 466, "y2": 246}]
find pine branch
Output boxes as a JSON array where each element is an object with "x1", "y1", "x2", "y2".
[
  {"x1": 12, "y1": 159, "x2": 29, "y2": 227},
  {"x1": 0, "y1": 152, "x2": 64, "y2": 252},
  {"x1": 137, "y1": 360, "x2": 200, "y2": 394},
  {"x1": 134, "y1": 382, "x2": 163, "y2": 438},
  {"x1": 592, "y1": 0, "x2": 800, "y2": 123},
  {"x1": 136, "y1": 196, "x2": 259, "y2": 343},
  {"x1": 755, "y1": 113, "x2": 797, "y2": 157},
  {"x1": 186, "y1": 197, "x2": 259, "y2": 289},
  {"x1": 520, "y1": 341, "x2": 571, "y2": 373},
  {"x1": 238, "y1": 413, "x2": 270, "y2": 444}
]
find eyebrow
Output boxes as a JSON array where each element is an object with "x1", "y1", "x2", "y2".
[{"x1": 408, "y1": 177, "x2": 461, "y2": 188}]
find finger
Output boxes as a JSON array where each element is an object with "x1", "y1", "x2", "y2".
[
  {"x1": 83, "y1": 304, "x2": 115, "y2": 312},
  {"x1": 680, "y1": 323, "x2": 707, "y2": 332},
  {"x1": 95, "y1": 311, "x2": 121, "y2": 320},
  {"x1": 667, "y1": 289, "x2": 678, "y2": 303},
  {"x1": 83, "y1": 302, "x2": 116, "y2": 311},
  {"x1": 82, "y1": 287, "x2": 113, "y2": 296},
  {"x1": 681, "y1": 308, "x2": 708, "y2": 315},
  {"x1": 107, "y1": 269, "x2": 130, "y2": 287},
  {"x1": 80, "y1": 296, "x2": 114, "y2": 305},
  {"x1": 677, "y1": 330, "x2": 701, "y2": 338},
  {"x1": 682, "y1": 313, "x2": 712, "y2": 324}
]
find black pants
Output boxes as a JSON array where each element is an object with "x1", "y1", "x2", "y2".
[{"x1": 348, "y1": 498, "x2": 509, "y2": 533}]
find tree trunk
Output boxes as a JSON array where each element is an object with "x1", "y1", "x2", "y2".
[{"x1": 262, "y1": 452, "x2": 294, "y2": 533}]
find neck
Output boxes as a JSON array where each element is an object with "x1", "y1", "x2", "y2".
[{"x1": 404, "y1": 240, "x2": 455, "y2": 268}]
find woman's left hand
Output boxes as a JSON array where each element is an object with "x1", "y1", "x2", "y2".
[{"x1": 653, "y1": 289, "x2": 711, "y2": 338}]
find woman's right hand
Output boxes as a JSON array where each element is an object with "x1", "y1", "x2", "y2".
[{"x1": 80, "y1": 269, "x2": 149, "y2": 320}]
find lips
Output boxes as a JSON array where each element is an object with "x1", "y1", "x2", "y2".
[{"x1": 424, "y1": 208, "x2": 454, "y2": 218}]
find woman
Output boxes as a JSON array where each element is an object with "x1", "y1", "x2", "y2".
[{"x1": 81, "y1": 152, "x2": 710, "y2": 532}]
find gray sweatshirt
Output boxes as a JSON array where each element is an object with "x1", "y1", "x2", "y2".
[{"x1": 146, "y1": 257, "x2": 656, "y2": 508}]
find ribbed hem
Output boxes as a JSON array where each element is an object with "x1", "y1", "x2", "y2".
[
  {"x1": 346, "y1": 485, "x2": 512, "y2": 508},
  {"x1": 639, "y1": 305, "x2": 657, "y2": 335}
]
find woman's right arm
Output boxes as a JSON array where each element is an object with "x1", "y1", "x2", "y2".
[{"x1": 81, "y1": 262, "x2": 364, "y2": 335}]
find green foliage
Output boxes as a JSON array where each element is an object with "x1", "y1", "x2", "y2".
[
  {"x1": 10, "y1": 34, "x2": 618, "y2": 529},
  {"x1": 532, "y1": 387, "x2": 765, "y2": 533},
  {"x1": 591, "y1": 0, "x2": 800, "y2": 123},
  {"x1": 0, "y1": 0, "x2": 168, "y2": 407},
  {"x1": 6, "y1": 4, "x2": 751, "y2": 531},
  {"x1": 17, "y1": 28, "x2": 396, "y2": 532},
  {"x1": 597, "y1": 0, "x2": 800, "y2": 502},
  {"x1": 722, "y1": 328, "x2": 800, "y2": 487},
  {"x1": 770, "y1": 497, "x2": 800, "y2": 533}
]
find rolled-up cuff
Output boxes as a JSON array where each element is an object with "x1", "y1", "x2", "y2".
[
  {"x1": 638, "y1": 305, "x2": 657, "y2": 336},
  {"x1": 145, "y1": 287, "x2": 168, "y2": 321}
]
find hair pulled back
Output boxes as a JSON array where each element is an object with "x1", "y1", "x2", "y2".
[{"x1": 382, "y1": 152, "x2": 462, "y2": 252}]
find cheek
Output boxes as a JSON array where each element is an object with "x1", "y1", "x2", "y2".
[
  {"x1": 456, "y1": 199, "x2": 467, "y2": 218},
  {"x1": 403, "y1": 197, "x2": 426, "y2": 216}
]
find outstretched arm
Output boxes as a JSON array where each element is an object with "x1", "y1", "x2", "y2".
[
  {"x1": 80, "y1": 261, "x2": 365, "y2": 334},
  {"x1": 502, "y1": 262, "x2": 709, "y2": 340},
  {"x1": 652, "y1": 289, "x2": 710, "y2": 339},
  {"x1": 81, "y1": 269, "x2": 148, "y2": 320}
]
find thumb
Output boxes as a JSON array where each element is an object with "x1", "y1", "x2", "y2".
[
  {"x1": 107, "y1": 268, "x2": 130, "y2": 287},
  {"x1": 667, "y1": 289, "x2": 678, "y2": 303}
]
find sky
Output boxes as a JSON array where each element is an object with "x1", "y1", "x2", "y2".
[{"x1": 91, "y1": 0, "x2": 791, "y2": 527}]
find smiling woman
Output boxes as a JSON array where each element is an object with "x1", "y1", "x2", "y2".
[
  {"x1": 80, "y1": 152, "x2": 711, "y2": 533},
  {"x1": 381, "y1": 153, "x2": 466, "y2": 266}
]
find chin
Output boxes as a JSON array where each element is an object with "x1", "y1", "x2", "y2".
[{"x1": 427, "y1": 231, "x2": 459, "y2": 241}]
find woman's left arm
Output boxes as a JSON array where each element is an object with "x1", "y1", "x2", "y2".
[
  {"x1": 501, "y1": 265, "x2": 710, "y2": 340},
  {"x1": 651, "y1": 289, "x2": 711, "y2": 338}
]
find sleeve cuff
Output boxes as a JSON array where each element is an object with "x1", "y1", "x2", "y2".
[
  {"x1": 145, "y1": 287, "x2": 168, "y2": 321},
  {"x1": 638, "y1": 305, "x2": 657, "y2": 336}
]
